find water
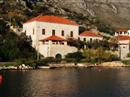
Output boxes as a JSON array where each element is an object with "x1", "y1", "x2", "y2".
[{"x1": 0, "y1": 68, "x2": 130, "y2": 97}]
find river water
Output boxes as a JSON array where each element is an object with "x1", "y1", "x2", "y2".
[{"x1": 0, "y1": 68, "x2": 130, "y2": 97}]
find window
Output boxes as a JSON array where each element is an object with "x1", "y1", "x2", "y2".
[
  {"x1": 83, "y1": 38, "x2": 86, "y2": 42},
  {"x1": 95, "y1": 39, "x2": 98, "y2": 42},
  {"x1": 90, "y1": 38, "x2": 92, "y2": 42},
  {"x1": 70, "y1": 31, "x2": 73, "y2": 37},
  {"x1": 52, "y1": 29, "x2": 55, "y2": 35},
  {"x1": 78, "y1": 37, "x2": 80, "y2": 40},
  {"x1": 61, "y1": 30, "x2": 64, "y2": 36},
  {"x1": 33, "y1": 28, "x2": 34, "y2": 35},
  {"x1": 42, "y1": 29, "x2": 45, "y2": 35}
]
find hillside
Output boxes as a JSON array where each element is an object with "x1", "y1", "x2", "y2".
[{"x1": 1, "y1": 0, "x2": 130, "y2": 35}]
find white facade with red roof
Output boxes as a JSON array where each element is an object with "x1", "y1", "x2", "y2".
[
  {"x1": 115, "y1": 34, "x2": 130, "y2": 60},
  {"x1": 23, "y1": 15, "x2": 78, "y2": 58},
  {"x1": 115, "y1": 28, "x2": 130, "y2": 36},
  {"x1": 114, "y1": 28, "x2": 130, "y2": 59},
  {"x1": 79, "y1": 31, "x2": 103, "y2": 42}
]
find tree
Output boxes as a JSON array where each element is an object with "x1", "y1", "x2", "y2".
[
  {"x1": 65, "y1": 51, "x2": 84, "y2": 65},
  {"x1": 0, "y1": 19, "x2": 37, "y2": 62},
  {"x1": 67, "y1": 38, "x2": 84, "y2": 49}
]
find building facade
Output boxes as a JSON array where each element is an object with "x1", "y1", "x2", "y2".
[
  {"x1": 115, "y1": 33, "x2": 130, "y2": 60},
  {"x1": 115, "y1": 28, "x2": 129, "y2": 36},
  {"x1": 23, "y1": 15, "x2": 79, "y2": 58},
  {"x1": 79, "y1": 31, "x2": 103, "y2": 42}
]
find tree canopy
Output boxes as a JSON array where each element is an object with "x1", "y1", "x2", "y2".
[{"x1": 0, "y1": 19, "x2": 37, "y2": 61}]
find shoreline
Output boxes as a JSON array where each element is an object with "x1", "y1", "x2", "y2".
[
  {"x1": 0, "y1": 61, "x2": 130, "y2": 70},
  {"x1": 49, "y1": 63, "x2": 130, "y2": 69}
]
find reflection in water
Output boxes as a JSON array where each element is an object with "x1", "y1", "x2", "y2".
[
  {"x1": 0, "y1": 75, "x2": 2, "y2": 86},
  {"x1": 0, "y1": 80, "x2": 2, "y2": 86},
  {"x1": 0, "y1": 68, "x2": 130, "y2": 97}
]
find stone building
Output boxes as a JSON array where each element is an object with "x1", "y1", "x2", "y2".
[
  {"x1": 115, "y1": 29, "x2": 130, "y2": 59},
  {"x1": 115, "y1": 28, "x2": 129, "y2": 36},
  {"x1": 79, "y1": 31, "x2": 103, "y2": 42},
  {"x1": 23, "y1": 15, "x2": 79, "y2": 58}
]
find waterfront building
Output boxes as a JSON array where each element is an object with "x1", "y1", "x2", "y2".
[
  {"x1": 116, "y1": 35, "x2": 130, "y2": 59},
  {"x1": 79, "y1": 31, "x2": 103, "y2": 42},
  {"x1": 115, "y1": 28, "x2": 129, "y2": 36},
  {"x1": 114, "y1": 28, "x2": 130, "y2": 59},
  {"x1": 23, "y1": 15, "x2": 79, "y2": 58}
]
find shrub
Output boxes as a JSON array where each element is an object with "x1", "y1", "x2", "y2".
[
  {"x1": 83, "y1": 48, "x2": 119, "y2": 63},
  {"x1": 65, "y1": 51, "x2": 84, "y2": 64},
  {"x1": 122, "y1": 60, "x2": 130, "y2": 65},
  {"x1": 36, "y1": 57, "x2": 57, "y2": 66}
]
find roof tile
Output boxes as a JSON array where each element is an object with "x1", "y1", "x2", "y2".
[
  {"x1": 116, "y1": 35, "x2": 130, "y2": 41},
  {"x1": 40, "y1": 35, "x2": 66, "y2": 41},
  {"x1": 25, "y1": 15, "x2": 78, "y2": 26},
  {"x1": 80, "y1": 31, "x2": 102, "y2": 37}
]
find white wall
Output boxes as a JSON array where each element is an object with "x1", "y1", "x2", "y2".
[
  {"x1": 39, "y1": 42, "x2": 77, "y2": 58},
  {"x1": 23, "y1": 21, "x2": 79, "y2": 58},
  {"x1": 23, "y1": 22, "x2": 38, "y2": 48},
  {"x1": 35, "y1": 21, "x2": 79, "y2": 40},
  {"x1": 79, "y1": 36, "x2": 103, "y2": 42},
  {"x1": 115, "y1": 31, "x2": 129, "y2": 36},
  {"x1": 23, "y1": 21, "x2": 79, "y2": 49},
  {"x1": 118, "y1": 40, "x2": 129, "y2": 60}
]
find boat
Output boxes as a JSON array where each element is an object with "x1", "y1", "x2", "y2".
[{"x1": 38, "y1": 66, "x2": 50, "y2": 69}]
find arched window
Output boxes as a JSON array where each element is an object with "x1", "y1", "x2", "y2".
[{"x1": 55, "y1": 54, "x2": 62, "y2": 62}]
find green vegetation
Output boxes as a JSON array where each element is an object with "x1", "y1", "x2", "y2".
[
  {"x1": 127, "y1": 52, "x2": 130, "y2": 58},
  {"x1": 64, "y1": 49, "x2": 119, "y2": 64},
  {"x1": 122, "y1": 60, "x2": 130, "y2": 65},
  {"x1": 83, "y1": 48, "x2": 119, "y2": 64},
  {"x1": 0, "y1": 19, "x2": 37, "y2": 63},
  {"x1": 65, "y1": 51, "x2": 84, "y2": 65},
  {"x1": 84, "y1": 40, "x2": 118, "y2": 51},
  {"x1": 95, "y1": 19, "x2": 115, "y2": 35}
]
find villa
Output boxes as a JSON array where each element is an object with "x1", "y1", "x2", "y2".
[
  {"x1": 115, "y1": 29, "x2": 130, "y2": 59},
  {"x1": 79, "y1": 31, "x2": 103, "y2": 42},
  {"x1": 115, "y1": 28, "x2": 129, "y2": 36},
  {"x1": 23, "y1": 15, "x2": 79, "y2": 58}
]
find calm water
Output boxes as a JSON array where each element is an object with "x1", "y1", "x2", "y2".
[{"x1": 0, "y1": 68, "x2": 130, "y2": 97}]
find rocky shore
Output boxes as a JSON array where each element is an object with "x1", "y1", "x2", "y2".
[
  {"x1": 0, "y1": 61, "x2": 129, "y2": 70},
  {"x1": 0, "y1": 64, "x2": 33, "y2": 70},
  {"x1": 49, "y1": 61, "x2": 130, "y2": 68}
]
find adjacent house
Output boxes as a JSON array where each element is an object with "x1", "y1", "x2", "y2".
[
  {"x1": 115, "y1": 29, "x2": 130, "y2": 59},
  {"x1": 79, "y1": 31, "x2": 103, "y2": 42},
  {"x1": 115, "y1": 28, "x2": 129, "y2": 36},
  {"x1": 116, "y1": 36, "x2": 130, "y2": 59},
  {"x1": 23, "y1": 15, "x2": 79, "y2": 58}
]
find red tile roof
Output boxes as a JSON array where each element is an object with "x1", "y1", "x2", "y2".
[
  {"x1": 24, "y1": 15, "x2": 78, "y2": 26},
  {"x1": 40, "y1": 35, "x2": 66, "y2": 41},
  {"x1": 80, "y1": 31, "x2": 102, "y2": 37},
  {"x1": 116, "y1": 28, "x2": 128, "y2": 32},
  {"x1": 116, "y1": 35, "x2": 130, "y2": 41}
]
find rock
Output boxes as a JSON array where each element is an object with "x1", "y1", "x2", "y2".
[
  {"x1": 1, "y1": 0, "x2": 130, "y2": 28},
  {"x1": 101, "y1": 61, "x2": 126, "y2": 67}
]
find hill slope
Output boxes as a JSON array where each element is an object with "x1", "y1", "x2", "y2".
[{"x1": 1, "y1": 0, "x2": 130, "y2": 33}]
